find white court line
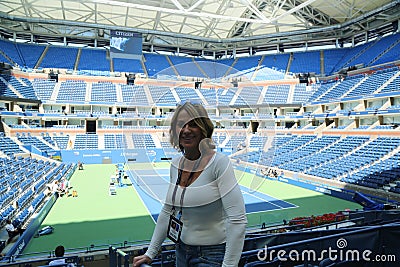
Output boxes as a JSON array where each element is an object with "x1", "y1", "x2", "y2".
[
  {"x1": 131, "y1": 169, "x2": 298, "y2": 219},
  {"x1": 242, "y1": 187, "x2": 299, "y2": 208}
]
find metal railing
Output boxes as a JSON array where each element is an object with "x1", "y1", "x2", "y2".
[{"x1": 109, "y1": 246, "x2": 129, "y2": 267}]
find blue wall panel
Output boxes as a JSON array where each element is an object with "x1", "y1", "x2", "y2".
[{"x1": 60, "y1": 148, "x2": 180, "y2": 164}]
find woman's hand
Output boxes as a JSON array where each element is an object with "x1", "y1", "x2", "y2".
[{"x1": 133, "y1": 254, "x2": 152, "y2": 267}]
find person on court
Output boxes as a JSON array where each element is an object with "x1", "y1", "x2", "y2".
[{"x1": 133, "y1": 101, "x2": 247, "y2": 267}]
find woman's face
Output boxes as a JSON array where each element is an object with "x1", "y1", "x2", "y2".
[{"x1": 176, "y1": 109, "x2": 203, "y2": 152}]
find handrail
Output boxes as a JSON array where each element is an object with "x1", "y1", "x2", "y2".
[{"x1": 109, "y1": 246, "x2": 129, "y2": 267}]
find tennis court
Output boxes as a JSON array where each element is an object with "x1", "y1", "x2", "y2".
[
  {"x1": 128, "y1": 167, "x2": 298, "y2": 222},
  {"x1": 21, "y1": 162, "x2": 361, "y2": 256}
]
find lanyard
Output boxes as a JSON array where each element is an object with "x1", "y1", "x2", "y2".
[{"x1": 171, "y1": 157, "x2": 201, "y2": 216}]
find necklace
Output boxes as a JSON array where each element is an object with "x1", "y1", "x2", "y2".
[{"x1": 178, "y1": 156, "x2": 202, "y2": 187}]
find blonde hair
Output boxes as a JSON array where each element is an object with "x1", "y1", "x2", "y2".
[{"x1": 169, "y1": 102, "x2": 215, "y2": 152}]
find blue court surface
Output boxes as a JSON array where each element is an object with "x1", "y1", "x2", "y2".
[{"x1": 128, "y1": 168, "x2": 297, "y2": 221}]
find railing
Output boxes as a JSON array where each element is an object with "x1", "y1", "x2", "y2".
[
  {"x1": 240, "y1": 222, "x2": 400, "y2": 266},
  {"x1": 109, "y1": 246, "x2": 129, "y2": 267}
]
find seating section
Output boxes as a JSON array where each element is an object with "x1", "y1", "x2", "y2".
[
  {"x1": 227, "y1": 56, "x2": 262, "y2": 77},
  {"x1": 294, "y1": 135, "x2": 370, "y2": 178},
  {"x1": 0, "y1": 49, "x2": 400, "y2": 107},
  {"x1": 169, "y1": 56, "x2": 203, "y2": 78},
  {"x1": 0, "y1": 156, "x2": 75, "y2": 228},
  {"x1": 17, "y1": 133, "x2": 56, "y2": 156},
  {"x1": 113, "y1": 58, "x2": 144, "y2": 74},
  {"x1": 374, "y1": 38, "x2": 400, "y2": 65},
  {"x1": 323, "y1": 48, "x2": 349, "y2": 75},
  {"x1": 148, "y1": 85, "x2": 176, "y2": 104},
  {"x1": 74, "y1": 134, "x2": 99, "y2": 149},
  {"x1": 0, "y1": 133, "x2": 25, "y2": 155},
  {"x1": 307, "y1": 80, "x2": 336, "y2": 103},
  {"x1": 0, "y1": 32, "x2": 397, "y2": 79},
  {"x1": 212, "y1": 133, "x2": 227, "y2": 147},
  {"x1": 289, "y1": 51, "x2": 321, "y2": 74},
  {"x1": 195, "y1": 60, "x2": 229, "y2": 79},
  {"x1": 132, "y1": 134, "x2": 156, "y2": 148},
  {"x1": 248, "y1": 134, "x2": 268, "y2": 150},
  {"x1": 252, "y1": 66, "x2": 286, "y2": 81},
  {"x1": 345, "y1": 68, "x2": 397, "y2": 97},
  {"x1": 53, "y1": 134, "x2": 70, "y2": 149},
  {"x1": 317, "y1": 75, "x2": 365, "y2": 101},
  {"x1": 340, "y1": 137, "x2": 400, "y2": 188},
  {"x1": 40, "y1": 46, "x2": 78, "y2": 70},
  {"x1": 91, "y1": 82, "x2": 117, "y2": 103},
  {"x1": 174, "y1": 87, "x2": 203, "y2": 104},
  {"x1": 0, "y1": 39, "x2": 27, "y2": 67},
  {"x1": 57, "y1": 80, "x2": 87, "y2": 102},
  {"x1": 121, "y1": 84, "x2": 149, "y2": 105},
  {"x1": 292, "y1": 83, "x2": 318, "y2": 103},
  {"x1": 328, "y1": 44, "x2": 372, "y2": 75},
  {"x1": 263, "y1": 84, "x2": 290, "y2": 104},
  {"x1": 277, "y1": 135, "x2": 341, "y2": 170},
  {"x1": 143, "y1": 54, "x2": 172, "y2": 78},
  {"x1": 198, "y1": 88, "x2": 219, "y2": 106},
  {"x1": 215, "y1": 88, "x2": 236, "y2": 106},
  {"x1": 0, "y1": 75, "x2": 19, "y2": 98},
  {"x1": 41, "y1": 132, "x2": 56, "y2": 147},
  {"x1": 234, "y1": 86, "x2": 263, "y2": 106},
  {"x1": 349, "y1": 33, "x2": 400, "y2": 68},
  {"x1": 16, "y1": 42, "x2": 46, "y2": 69},
  {"x1": 32, "y1": 78, "x2": 56, "y2": 101},
  {"x1": 259, "y1": 54, "x2": 290, "y2": 76},
  {"x1": 233, "y1": 134, "x2": 400, "y2": 192},
  {"x1": 224, "y1": 134, "x2": 247, "y2": 150},
  {"x1": 380, "y1": 72, "x2": 400, "y2": 94},
  {"x1": 78, "y1": 48, "x2": 110, "y2": 72},
  {"x1": 0, "y1": 75, "x2": 37, "y2": 99},
  {"x1": 104, "y1": 134, "x2": 127, "y2": 149}
]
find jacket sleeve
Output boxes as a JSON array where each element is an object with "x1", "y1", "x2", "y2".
[
  {"x1": 216, "y1": 155, "x2": 247, "y2": 267},
  {"x1": 144, "y1": 203, "x2": 172, "y2": 260}
]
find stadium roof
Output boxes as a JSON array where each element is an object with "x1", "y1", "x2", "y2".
[{"x1": 0, "y1": 0, "x2": 399, "y2": 57}]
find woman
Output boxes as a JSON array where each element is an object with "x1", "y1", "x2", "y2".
[{"x1": 133, "y1": 101, "x2": 247, "y2": 267}]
